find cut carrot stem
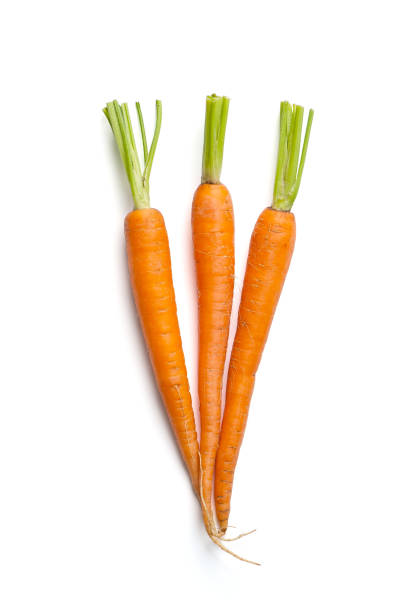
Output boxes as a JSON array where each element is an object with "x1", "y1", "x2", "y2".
[
  {"x1": 272, "y1": 102, "x2": 314, "y2": 211},
  {"x1": 144, "y1": 101, "x2": 162, "y2": 185},
  {"x1": 201, "y1": 94, "x2": 230, "y2": 184},
  {"x1": 135, "y1": 102, "x2": 148, "y2": 164}
]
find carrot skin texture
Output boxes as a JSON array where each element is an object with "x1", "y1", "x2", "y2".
[
  {"x1": 125, "y1": 208, "x2": 200, "y2": 494},
  {"x1": 192, "y1": 183, "x2": 234, "y2": 520},
  {"x1": 215, "y1": 208, "x2": 296, "y2": 531}
]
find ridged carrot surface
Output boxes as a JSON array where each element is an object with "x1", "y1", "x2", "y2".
[
  {"x1": 126, "y1": 208, "x2": 200, "y2": 493},
  {"x1": 192, "y1": 181, "x2": 234, "y2": 517},
  {"x1": 215, "y1": 208, "x2": 295, "y2": 530}
]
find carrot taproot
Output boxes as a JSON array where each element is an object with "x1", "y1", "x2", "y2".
[
  {"x1": 215, "y1": 101, "x2": 314, "y2": 533},
  {"x1": 192, "y1": 95, "x2": 234, "y2": 532},
  {"x1": 103, "y1": 99, "x2": 200, "y2": 495}
]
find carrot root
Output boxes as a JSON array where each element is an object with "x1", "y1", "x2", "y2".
[
  {"x1": 125, "y1": 208, "x2": 200, "y2": 494},
  {"x1": 220, "y1": 528, "x2": 256, "y2": 542},
  {"x1": 193, "y1": 182, "x2": 234, "y2": 522},
  {"x1": 209, "y1": 534, "x2": 261, "y2": 566},
  {"x1": 194, "y1": 94, "x2": 234, "y2": 530},
  {"x1": 214, "y1": 207, "x2": 296, "y2": 531}
]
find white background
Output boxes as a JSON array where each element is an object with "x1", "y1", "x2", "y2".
[{"x1": 1, "y1": 0, "x2": 406, "y2": 610}]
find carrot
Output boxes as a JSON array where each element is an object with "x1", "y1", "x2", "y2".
[
  {"x1": 215, "y1": 101, "x2": 314, "y2": 533},
  {"x1": 192, "y1": 95, "x2": 234, "y2": 533},
  {"x1": 103, "y1": 99, "x2": 200, "y2": 495}
]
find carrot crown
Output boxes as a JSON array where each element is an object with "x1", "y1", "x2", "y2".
[
  {"x1": 201, "y1": 94, "x2": 230, "y2": 184},
  {"x1": 103, "y1": 100, "x2": 162, "y2": 210},
  {"x1": 272, "y1": 101, "x2": 314, "y2": 211}
]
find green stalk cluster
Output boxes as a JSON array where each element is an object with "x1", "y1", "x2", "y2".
[
  {"x1": 103, "y1": 100, "x2": 162, "y2": 210},
  {"x1": 201, "y1": 94, "x2": 230, "y2": 184},
  {"x1": 272, "y1": 101, "x2": 314, "y2": 211}
]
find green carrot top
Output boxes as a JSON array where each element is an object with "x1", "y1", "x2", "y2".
[
  {"x1": 272, "y1": 101, "x2": 314, "y2": 211},
  {"x1": 201, "y1": 94, "x2": 230, "y2": 184},
  {"x1": 103, "y1": 99, "x2": 162, "y2": 210}
]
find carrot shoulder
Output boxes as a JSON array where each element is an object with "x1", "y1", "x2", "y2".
[
  {"x1": 104, "y1": 100, "x2": 200, "y2": 494},
  {"x1": 215, "y1": 101, "x2": 314, "y2": 533},
  {"x1": 192, "y1": 95, "x2": 234, "y2": 531}
]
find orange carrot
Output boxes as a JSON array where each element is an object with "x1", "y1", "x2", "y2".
[
  {"x1": 192, "y1": 95, "x2": 234, "y2": 532},
  {"x1": 215, "y1": 101, "x2": 314, "y2": 533},
  {"x1": 104, "y1": 99, "x2": 200, "y2": 494}
]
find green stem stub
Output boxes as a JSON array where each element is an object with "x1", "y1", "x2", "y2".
[
  {"x1": 103, "y1": 99, "x2": 162, "y2": 210},
  {"x1": 201, "y1": 94, "x2": 230, "y2": 184},
  {"x1": 272, "y1": 101, "x2": 314, "y2": 211}
]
